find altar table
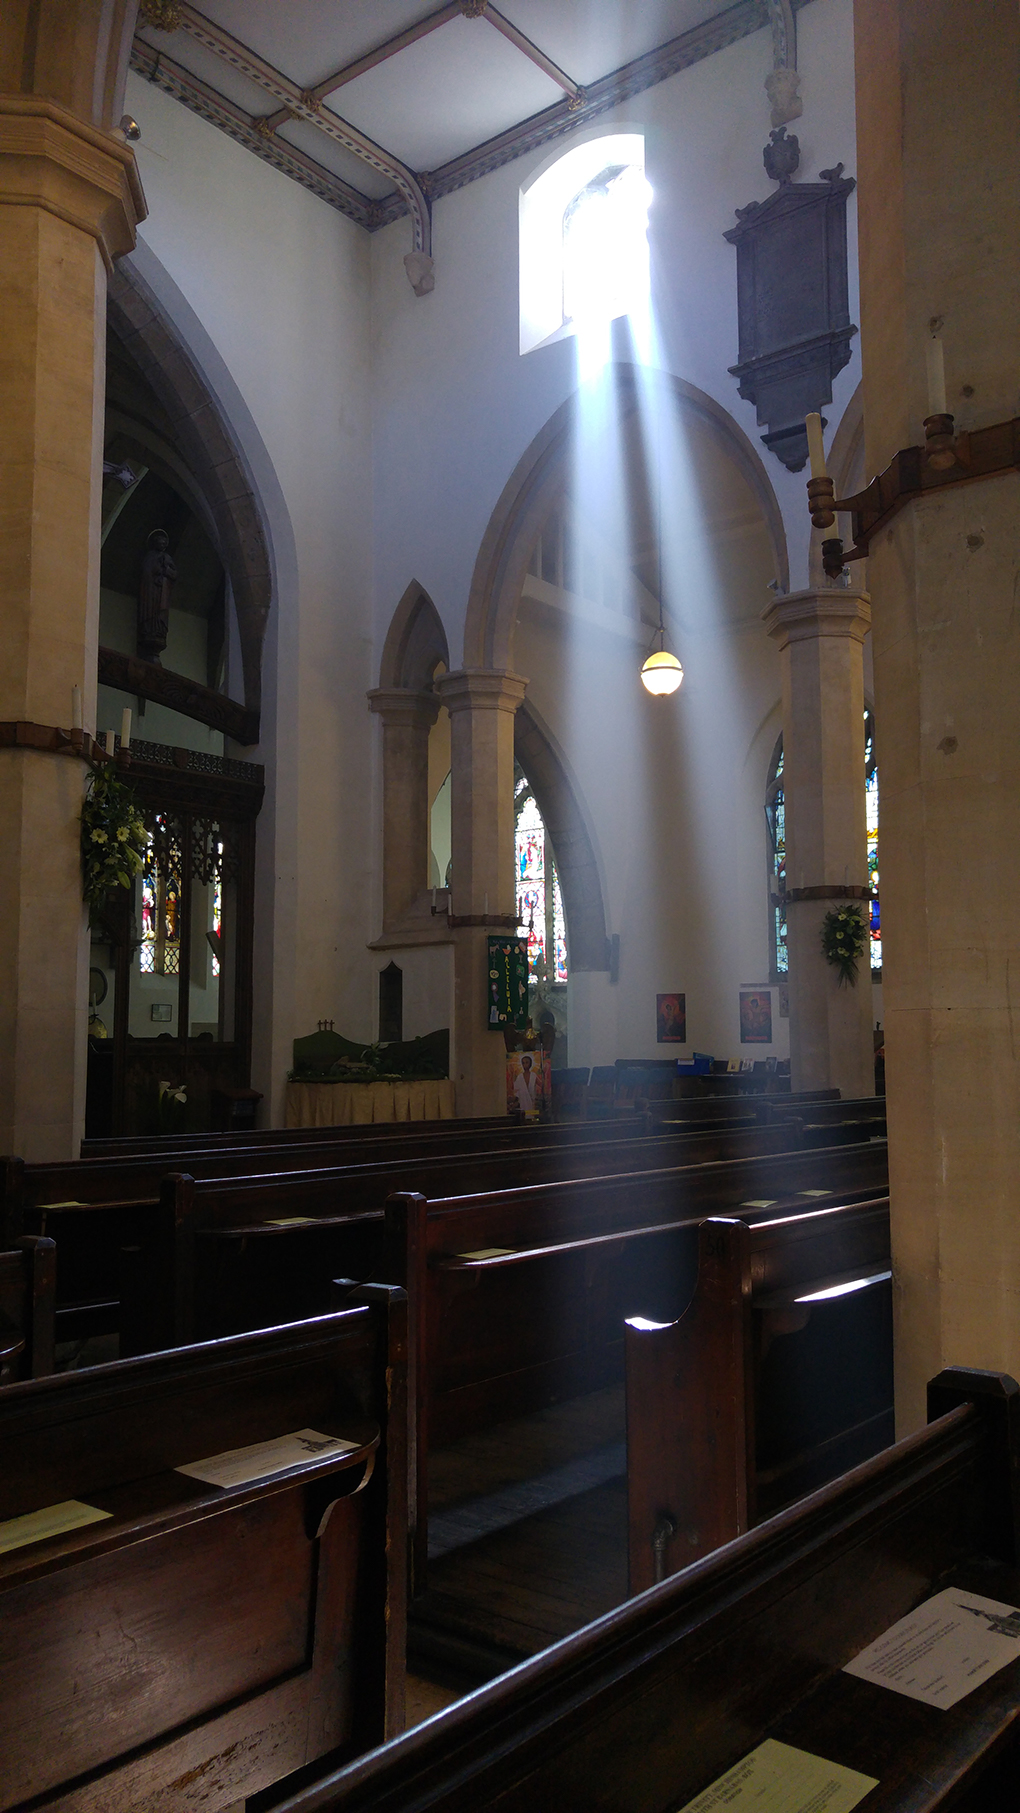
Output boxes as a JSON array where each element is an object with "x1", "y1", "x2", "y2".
[{"x1": 285, "y1": 1078, "x2": 456, "y2": 1128}]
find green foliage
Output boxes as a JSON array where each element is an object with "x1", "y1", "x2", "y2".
[
  {"x1": 820, "y1": 902, "x2": 868, "y2": 988},
  {"x1": 80, "y1": 764, "x2": 147, "y2": 919}
]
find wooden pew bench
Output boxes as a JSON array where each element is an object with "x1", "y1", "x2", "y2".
[
  {"x1": 261, "y1": 1368, "x2": 1020, "y2": 1813},
  {"x1": 0, "y1": 1288, "x2": 407, "y2": 1812},
  {"x1": 20, "y1": 1120, "x2": 810, "y2": 1354},
  {"x1": 626, "y1": 1201, "x2": 893, "y2": 1592},
  {"x1": 0, "y1": 1234, "x2": 55, "y2": 1384},
  {"x1": 389, "y1": 1138, "x2": 888, "y2": 1579}
]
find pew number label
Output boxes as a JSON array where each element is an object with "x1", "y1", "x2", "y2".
[
  {"x1": 677, "y1": 1739, "x2": 877, "y2": 1811},
  {"x1": 844, "y1": 1586, "x2": 1020, "y2": 1709},
  {"x1": 176, "y1": 1429, "x2": 359, "y2": 1489}
]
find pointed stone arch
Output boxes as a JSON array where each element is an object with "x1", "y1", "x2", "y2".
[
  {"x1": 462, "y1": 364, "x2": 789, "y2": 671},
  {"x1": 378, "y1": 580, "x2": 450, "y2": 690}
]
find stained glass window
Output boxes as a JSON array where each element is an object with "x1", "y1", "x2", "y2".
[
  {"x1": 514, "y1": 775, "x2": 568, "y2": 988},
  {"x1": 138, "y1": 816, "x2": 181, "y2": 976},
  {"x1": 765, "y1": 737, "x2": 787, "y2": 977},
  {"x1": 865, "y1": 710, "x2": 880, "y2": 974}
]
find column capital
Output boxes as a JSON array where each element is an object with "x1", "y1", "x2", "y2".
[
  {"x1": 435, "y1": 668, "x2": 528, "y2": 714},
  {"x1": 0, "y1": 95, "x2": 146, "y2": 270},
  {"x1": 367, "y1": 686, "x2": 440, "y2": 728},
  {"x1": 762, "y1": 587, "x2": 871, "y2": 650}
]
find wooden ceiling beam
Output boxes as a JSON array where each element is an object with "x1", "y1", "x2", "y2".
[{"x1": 482, "y1": 5, "x2": 584, "y2": 106}]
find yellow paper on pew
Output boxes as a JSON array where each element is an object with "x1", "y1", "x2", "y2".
[
  {"x1": 264, "y1": 1217, "x2": 315, "y2": 1226},
  {"x1": 799, "y1": 1190, "x2": 830, "y2": 1197},
  {"x1": 0, "y1": 1500, "x2": 112, "y2": 1554},
  {"x1": 457, "y1": 1248, "x2": 516, "y2": 1260},
  {"x1": 37, "y1": 1200, "x2": 87, "y2": 1209},
  {"x1": 741, "y1": 1200, "x2": 777, "y2": 1209},
  {"x1": 676, "y1": 1739, "x2": 877, "y2": 1812},
  {"x1": 176, "y1": 1428, "x2": 359, "y2": 1489}
]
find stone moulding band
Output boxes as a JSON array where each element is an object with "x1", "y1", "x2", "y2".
[
  {"x1": 0, "y1": 720, "x2": 128, "y2": 769},
  {"x1": 771, "y1": 884, "x2": 873, "y2": 905}
]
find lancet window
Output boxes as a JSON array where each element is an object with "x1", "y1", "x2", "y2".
[{"x1": 514, "y1": 775, "x2": 568, "y2": 988}]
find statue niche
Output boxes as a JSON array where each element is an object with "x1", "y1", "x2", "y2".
[{"x1": 137, "y1": 528, "x2": 177, "y2": 664}]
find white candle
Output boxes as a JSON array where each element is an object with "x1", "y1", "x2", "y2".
[
  {"x1": 120, "y1": 707, "x2": 132, "y2": 750},
  {"x1": 71, "y1": 685, "x2": 82, "y2": 731},
  {"x1": 805, "y1": 413, "x2": 827, "y2": 479},
  {"x1": 925, "y1": 333, "x2": 947, "y2": 415}
]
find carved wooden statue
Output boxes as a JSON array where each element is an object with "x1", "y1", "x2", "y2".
[{"x1": 137, "y1": 528, "x2": 177, "y2": 663}]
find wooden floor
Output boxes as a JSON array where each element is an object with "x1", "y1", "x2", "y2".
[{"x1": 410, "y1": 1387, "x2": 629, "y2": 1680}]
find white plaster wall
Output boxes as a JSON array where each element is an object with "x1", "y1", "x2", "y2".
[
  {"x1": 377, "y1": 946, "x2": 455, "y2": 1045},
  {"x1": 123, "y1": 71, "x2": 375, "y2": 1122}
]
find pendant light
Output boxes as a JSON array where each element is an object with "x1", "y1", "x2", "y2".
[{"x1": 640, "y1": 399, "x2": 684, "y2": 695}]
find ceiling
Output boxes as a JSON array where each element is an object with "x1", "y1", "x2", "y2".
[{"x1": 133, "y1": 0, "x2": 781, "y2": 231}]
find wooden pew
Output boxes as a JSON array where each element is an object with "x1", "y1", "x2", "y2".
[
  {"x1": 389, "y1": 1138, "x2": 888, "y2": 1582},
  {"x1": 626, "y1": 1203, "x2": 893, "y2": 1592},
  {"x1": 255, "y1": 1369, "x2": 1020, "y2": 1813},
  {"x1": 2, "y1": 1114, "x2": 655, "y2": 1235},
  {"x1": 22, "y1": 1120, "x2": 810, "y2": 1353},
  {"x1": 0, "y1": 1235, "x2": 55, "y2": 1383},
  {"x1": 0, "y1": 1287, "x2": 407, "y2": 1812}
]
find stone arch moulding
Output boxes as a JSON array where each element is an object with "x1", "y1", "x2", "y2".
[
  {"x1": 106, "y1": 255, "x2": 275, "y2": 743},
  {"x1": 462, "y1": 364, "x2": 790, "y2": 672},
  {"x1": 514, "y1": 698, "x2": 611, "y2": 974},
  {"x1": 378, "y1": 580, "x2": 451, "y2": 691}
]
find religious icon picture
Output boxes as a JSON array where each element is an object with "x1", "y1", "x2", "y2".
[
  {"x1": 506, "y1": 1050, "x2": 550, "y2": 1119},
  {"x1": 656, "y1": 993, "x2": 686, "y2": 1044},
  {"x1": 739, "y1": 988, "x2": 773, "y2": 1045}
]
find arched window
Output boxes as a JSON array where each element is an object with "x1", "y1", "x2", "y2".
[
  {"x1": 519, "y1": 133, "x2": 649, "y2": 354},
  {"x1": 514, "y1": 769, "x2": 568, "y2": 996},
  {"x1": 766, "y1": 713, "x2": 881, "y2": 981},
  {"x1": 765, "y1": 736, "x2": 787, "y2": 980}
]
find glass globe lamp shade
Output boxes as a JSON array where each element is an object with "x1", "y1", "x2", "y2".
[{"x1": 640, "y1": 648, "x2": 684, "y2": 695}]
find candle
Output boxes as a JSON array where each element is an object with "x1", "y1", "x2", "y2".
[
  {"x1": 925, "y1": 333, "x2": 946, "y2": 415},
  {"x1": 71, "y1": 685, "x2": 82, "y2": 731},
  {"x1": 805, "y1": 413, "x2": 827, "y2": 479},
  {"x1": 97, "y1": 729, "x2": 108, "y2": 754},
  {"x1": 120, "y1": 707, "x2": 132, "y2": 750}
]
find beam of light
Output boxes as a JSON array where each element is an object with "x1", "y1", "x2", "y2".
[{"x1": 795, "y1": 1271, "x2": 892, "y2": 1302}]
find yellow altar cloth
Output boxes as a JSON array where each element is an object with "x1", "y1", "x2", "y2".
[{"x1": 285, "y1": 1078, "x2": 456, "y2": 1129}]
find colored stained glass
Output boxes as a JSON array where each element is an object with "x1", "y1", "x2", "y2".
[
  {"x1": 865, "y1": 712, "x2": 881, "y2": 973},
  {"x1": 514, "y1": 787, "x2": 567, "y2": 986}
]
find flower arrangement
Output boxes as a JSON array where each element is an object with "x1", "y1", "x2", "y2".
[
  {"x1": 157, "y1": 1081, "x2": 187, "y2": 1134},
  {"x1": 820, "y1": 902, "x2": 868, "y2": 987},
  {"x1": 81, "y1": 763, "x2": 147, "y2": 919}
]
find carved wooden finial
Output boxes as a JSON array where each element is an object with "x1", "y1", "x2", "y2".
[{"x1": 138, "y1": 0, "x2": 182, "y2": 30}]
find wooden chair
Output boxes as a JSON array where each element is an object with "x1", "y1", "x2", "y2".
[
  {"x1": 0, "y1": 1287, "x2": 407, "y2": 1812},
  {"x1": 259, "y1": 1368, "x2": 1020, "y2": 1813}
]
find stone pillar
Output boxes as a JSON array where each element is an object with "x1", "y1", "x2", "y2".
[
  {"x1": 368, "y1": 688, "x2": 439, "y2": 930},
  {"x1": 436, "y1": 669, "x2": 528, "y2": 1118},
  {"x1": 853, "y1": 0, "x2": 1020, "y2": 1424},
  {"x1": 0, "y1": 82, "x2": 144, "y2": 1160},
  {"x1": 763, "y1": 589, "x2": 875, "y2": 1100}
]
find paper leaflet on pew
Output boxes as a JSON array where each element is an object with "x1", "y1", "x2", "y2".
[
  {"x1": 176, "y1": 1428, "x2": 360, "y2": 1489},
  {"x1": 0, "y1": 1500, "x2": 112, "y2": 1554},
  {"x1": 676, "y1": 1738, "x2": 877, "y2": 1811},
  {"x1": 844, "y1": 1586, "x2": 1020, "y2": 1708}
]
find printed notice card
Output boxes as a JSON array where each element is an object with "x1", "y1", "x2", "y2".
[
  {"x1": 677, "y1": 1739, "x2": 877, "y2": 1812},
  {"x1": 0, "y1": 1500, "x2": 112, "y2": 1554},
  {"x1": 844, "y1": 1587, "x2": 1020, "y2": 1709},
  {"x1": 176, "y1": 1428, "x2": 359, "y2": 1490}
]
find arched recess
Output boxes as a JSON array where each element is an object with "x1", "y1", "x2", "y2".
[
  {"x1": 463, "y1": 364, "x2": 789, "y2": 672},
  {"x1": 379, "y1": 579, "x2": 450, "y2": 690},
  {"x1": 514, "y1": 699, "x2": 609, "y2": 973},
  {"x1": 107, "y1": 260, "x2": 273, "y2": 730}
]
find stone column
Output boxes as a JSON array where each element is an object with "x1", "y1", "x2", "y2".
[
  {"x1": 763, "y1": 589, "x2": 875, "y2": 1100},
  {"x1": 436, "y1": 669, "x2": 528, "y2": 1118},
  {"x1": 853, "y1": 0, "x2": 1020, "y2": 1424},
  {"x1": 367, "y1": 688, "x2": 439, "y2": 930},
  {"x1": 0, "y1": 85, "x2": 144, "y2": 1160}
]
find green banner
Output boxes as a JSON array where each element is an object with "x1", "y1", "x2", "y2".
[{"x1": 487, "y1": 935, "x2": 529, "y2": 1031}]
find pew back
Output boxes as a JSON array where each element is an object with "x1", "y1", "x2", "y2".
[
  {"x1": 267, "y1": 1370, "x2": 1020, "y2": 1813},
  {"x1": 0, "y1": 1290, "x2": 407, "y2": 1811},
  {"x1": 0, "y1": 1236, "x2": 55, "y2": 1383}
]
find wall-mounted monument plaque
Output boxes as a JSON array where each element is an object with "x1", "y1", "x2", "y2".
[{"x1": 725, "y1": 131, "x2": 856, "y2": 473}]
